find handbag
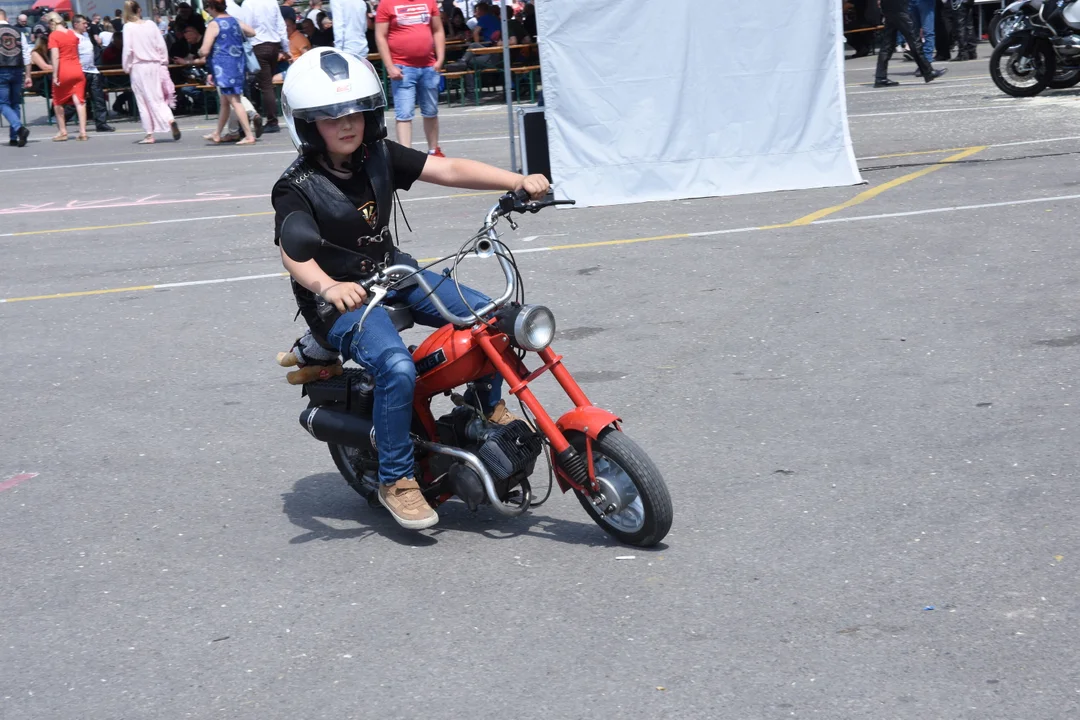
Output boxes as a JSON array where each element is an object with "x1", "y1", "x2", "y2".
[{"x1": 243, "y1": 39, "x2": 260, "y2": 73}]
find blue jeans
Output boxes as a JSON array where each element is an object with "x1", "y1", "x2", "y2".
[
  {"x1": 908, "y1": 0, "x2": 935, "y2": 64},
  {"x1": 390, "y1": 64, "x2": 440, "y2": 122},
  {"x1": 0, "y1": 68, "x2": 25, "y2": 141},
  {"x1": 326, "y1": 269, "x2": 502, "y2": 485}
]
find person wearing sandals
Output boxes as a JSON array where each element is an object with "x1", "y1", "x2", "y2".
[
  {"x1": 43, "y1": 12, "x2": 88, "y2": 141},
  {"x1": 121, "y1": 0, "x2": 181, "y2": 144},
  {"x1": 199, "y1": 0, "x2": 257, "y2": 145}
]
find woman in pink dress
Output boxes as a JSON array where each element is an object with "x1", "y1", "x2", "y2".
[{"x1": 121, "y1": 0, "x2": 180, "y2": 144}]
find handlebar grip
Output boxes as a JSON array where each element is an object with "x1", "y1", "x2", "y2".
[{"x1": 314, "y1": 295, "x2": 338, "y2": 321}]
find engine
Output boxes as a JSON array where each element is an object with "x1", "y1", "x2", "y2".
[{"x1": 433, "y1": 405, "x2": 543, "y2": 510}]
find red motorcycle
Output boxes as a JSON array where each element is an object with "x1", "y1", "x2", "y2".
[{"x1": 281, "y1": 191, "x2": 672, "y2": 547}]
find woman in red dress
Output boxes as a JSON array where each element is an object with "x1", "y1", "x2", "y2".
[{"x1": 44, "y1": 12, "x2": 88, "y2": 141}]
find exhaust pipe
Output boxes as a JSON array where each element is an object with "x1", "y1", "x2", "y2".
[
  {"x1": 300, "y1": 410, "x2": 531, "y2": 517},
  {"x1": 299, "y1": 406, "x2": 376, "y2": 453}
]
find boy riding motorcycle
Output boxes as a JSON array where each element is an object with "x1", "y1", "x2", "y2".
[{"x1": 274, "y1": 48, "x2": 549, "y2": 531}]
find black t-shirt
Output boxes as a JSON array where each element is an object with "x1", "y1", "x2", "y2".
[{"x1": 272, "y1": 140, "x2": 429, "y2": 246}]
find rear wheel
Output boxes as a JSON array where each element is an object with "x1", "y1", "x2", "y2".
[
  {"x1": 568, "y1": 428, "x2": 672, "y2": 547},
  {"x1": 990, "y1": 37, "x2": 1054, "y2": 97},
  {"x1": 1048, "y1": 68, "x2": 1080, "y2": 89},
  {"x1": 328, "y1": 443, "x2": 382, "y2": 507},
  {"x1": 990, "y1": 13, "x2": 1028, "y2": 48}
]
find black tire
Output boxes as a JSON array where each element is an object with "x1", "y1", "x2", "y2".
[
  {"x1": 568, "y1": 428, "x2": 672, "y2": 547},
  {"x1": 328, "y1": 443, "x2": 382, "y2": 507},
  {"x1": 990, "y1": 37, "x2": 1053, "y2": 97},
  {"x1": 1048, "y1": 69, "x2": 1080, "y2": 89},
  {"x1": 989, "y1": 14, "x2": 1002, "y2": 48}
]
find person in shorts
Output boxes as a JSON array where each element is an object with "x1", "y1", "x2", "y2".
[{"x1": 374, "y1": 0, "x2": 446, "y2": 157}]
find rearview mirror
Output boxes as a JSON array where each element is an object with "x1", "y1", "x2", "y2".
[{"x1": 280, "y1": 211, "x2": 324, "y2": 263}]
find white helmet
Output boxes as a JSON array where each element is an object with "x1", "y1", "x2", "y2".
[{"x1": 282, "y1": 47, "x2": 387, "y2": 156}]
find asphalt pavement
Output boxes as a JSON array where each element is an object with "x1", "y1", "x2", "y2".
[{"x1": 2, "y1": 53, "x2": 1079, "y2": 719}]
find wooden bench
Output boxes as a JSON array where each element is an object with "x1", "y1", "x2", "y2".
[
  {"x1": 510, "y1": 64, "x2": 541, "y2": 103},
  {"x1": 845, "y1": 24, "x2": 885, "y2": 35}
]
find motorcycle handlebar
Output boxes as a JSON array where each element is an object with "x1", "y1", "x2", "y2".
[
  {"x1": 498, "y1": 189, "x2": 577, "y2": 218},
  {"x1": 352, "y1": 190, "x2": 577, "y2": 328}
]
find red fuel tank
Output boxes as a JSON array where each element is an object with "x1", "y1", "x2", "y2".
[{"x1": 412, "y1": 325, "x2": 510, "y2": 396}]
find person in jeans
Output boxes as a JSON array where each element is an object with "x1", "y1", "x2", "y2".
[
  {"x1": 375, "y1": 0, "x2": 446, "y2": 156},
  {"x1": 0, "y1": 9, "x2": 32, "y2": 147},
  {"x1": 236, "y1": 0, "x2": 288, "y2": 132},
  {"x1": 875, "y1": 0, "x2": 946, "y2": 87},
  {"x1": 908, "y1": 0, "x2": 935, "y2": 65},
  {"x1": 273, "y1": 48, "x2": 549, "y2": 530}
]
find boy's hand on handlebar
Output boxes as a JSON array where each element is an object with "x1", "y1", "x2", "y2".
[
  {"x1": 323, "y1": 282, "x2": 368, "y2": 313},
  {"x1": 517, "y1": 174, "x2": 550, "y2": 200}
]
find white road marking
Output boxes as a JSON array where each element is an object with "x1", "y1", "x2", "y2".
[
  {"x1": 847, "y1": 81, "x2": 990, "y2": 96},
  {"x1": 9, "y1": 190, "x2": 1080, "y2": 303},
  {"x1": 849, "y1": 105, "x2": 1034, "y2": 118}
]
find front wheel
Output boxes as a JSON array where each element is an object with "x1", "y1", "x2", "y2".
[
  {"x1": 990, "y1": 37, "x2": 1054, "y2": 97},
  {"x1": 568, "y1": 428, "x2": 672, "y2": 547}
]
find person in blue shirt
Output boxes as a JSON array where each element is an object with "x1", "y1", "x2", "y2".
[{"x1": 472, "y1": 2, "x2": 501, "y2": 44}]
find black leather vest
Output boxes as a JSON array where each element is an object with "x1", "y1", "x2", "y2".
[
  {"x1": 275, "y1": 140, "x2": 396, "y2": 281},
  {"x1": 0, "y1": 26, "x2": 23, "y2": 69},
  {"x1": 276, "y1": 142, "x2": 400, "y2": 344}
]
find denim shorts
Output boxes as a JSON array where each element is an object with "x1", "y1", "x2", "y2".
[{"x1": 391, "y1": 64, "x2": 440, "y2": 122}]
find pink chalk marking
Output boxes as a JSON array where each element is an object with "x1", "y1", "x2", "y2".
[
  {"x1": 66, "y1": 198, "x2": 123, "y2": 209},
  {"x1": 0, "y1": 194, "x2": 270, "y2": 216},
  {"x1": 0, "y1": 473, "x2": 38, "y2": 492}
]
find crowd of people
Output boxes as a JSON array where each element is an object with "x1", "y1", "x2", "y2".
[
  {"x1": 0, "y1": 0, "x2": 537, "y2": 150},
  {"x1": 844, "y1": 0, "x2": 980, "y2": 83}
]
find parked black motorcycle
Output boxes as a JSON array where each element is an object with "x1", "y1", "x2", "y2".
[
  {"x1": 989, "y1": 2, "x2": 1030, "y2": 47},
  {"x1": 990, "y1": 0, "x2": 1080, "y2": 96}
]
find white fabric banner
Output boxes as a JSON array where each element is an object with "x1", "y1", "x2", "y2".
[{"x1": 535, "y1": 0, "x2": 862, "y2": 207}]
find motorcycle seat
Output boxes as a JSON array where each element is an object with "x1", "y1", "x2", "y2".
[{"x1": 385, "y1": 300, "x2": 414, "y2": 332}]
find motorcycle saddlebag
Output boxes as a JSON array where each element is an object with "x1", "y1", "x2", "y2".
[{"x1": 303, "y1": 367, "x2": 375, "y2": 416}]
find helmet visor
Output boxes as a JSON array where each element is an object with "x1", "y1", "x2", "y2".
[{"x1": 288, "y1": 93, "x2": 385, "y2": 122}]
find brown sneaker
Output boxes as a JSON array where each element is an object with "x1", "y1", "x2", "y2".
[
  {"x1": 378, "y1": 478, "x2": 438, "y2": 530},
  {"x1": 487, "y1": 399, "x2": 521, "y2": 426}
]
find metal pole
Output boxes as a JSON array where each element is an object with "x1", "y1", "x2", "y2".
[{"x1": 499, "y1": 0, "x2": 517, "y2": 172}]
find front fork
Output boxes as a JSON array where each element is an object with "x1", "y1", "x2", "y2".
[{"x1": 474, "y1": 332, "x2": 619, "y2": 497}]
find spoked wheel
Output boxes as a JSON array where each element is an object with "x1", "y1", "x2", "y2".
[
  {"x1": 990, "y1": 38, "x2": 1054, "y2": 97},
  {"x1": 328, "y1": 443, "x2": 382, "y2": 507},
  {"x1": 990, "y1": 14, "x2": 1028, "y2": 48},
  {"x1": 568, "y1": 428, "x2": 672, "y2": 547}
]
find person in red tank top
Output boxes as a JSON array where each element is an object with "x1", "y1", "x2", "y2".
[{"x1": 374, "y1": 0, "x2": 446, "y2": 157}]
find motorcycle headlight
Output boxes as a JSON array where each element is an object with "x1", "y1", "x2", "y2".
[{"x1": 508, "y1": 304, "x2": 556, "y2": 351}]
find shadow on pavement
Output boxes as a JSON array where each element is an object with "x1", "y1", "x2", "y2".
[{"x1": 281, "y1": 472, "x2": 661, "y2": 550}]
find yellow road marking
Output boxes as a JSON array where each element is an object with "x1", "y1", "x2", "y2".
[
  {"x1": 760, "y1": 145, "x2": 986, "y2": 228},
  {"x1": 862, "y1": 147, "x2": 971, "y2": 160},
  {"x1": 546, "y1": 233, "x2": 691, "y2": 251},
  {"x1": 2, "y1": 212, "x2": 275, "y2": 238},
  {"x1": 5, "y1": 285, "x2": 158, "y2": 303}
]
